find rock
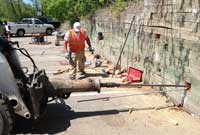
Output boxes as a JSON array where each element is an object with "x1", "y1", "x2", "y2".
[
  {"x1": 122, "y1": 76, "x2": 128, "y2": 82},
  {"x1": 115, "y1": 70, "x2": 120, "y2": 75},
  {"x1": 102, "y1": 69, "x2": 113, "y2": 75},
  {"x1": 93, "y1": 54, "x2": 101, "y2": 59},
  {"x1": 95, "y1": 59, "x2": 102, "y2": 67},
  {"x1": 106, "y1": 60, "x2": 112, "y2": 65},
  {"x1": 168, "y1": 118, "x2": 179, "y2": 126}
]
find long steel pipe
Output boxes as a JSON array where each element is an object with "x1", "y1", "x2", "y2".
[
  {"x1": 100, "y1": 82, "x2": 191, "y2": 90},
  {"x1": 48, "y1": 78, "x2": 101, "y2": 97}
]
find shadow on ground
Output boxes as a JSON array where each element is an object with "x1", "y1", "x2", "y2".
[
  {"x1": 78, "y1": 73, "x2": 109, "y2": 79},
  {"x1": 13, "y1": 103, "x2": 123, "y2": 134},
  {"x1": 13, "y1": 102, "x2": 172, "y2": 134},
  {"x1": 11, "y1": 35, "x2": 53, "y2": 38}
]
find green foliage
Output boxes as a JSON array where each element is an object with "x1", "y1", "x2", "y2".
[
  {"x1": 0, "y1": 0, "x2": 36, "y2": 21},
  {"x1": 42, "y1": 0, "x2": 99, "y2": 26},
  {"x1": 42, "y1": 0, "x2": 128, "y2": 27},
  {"x1": 0, "y1": 0, "x2": 128, "y2": 24},
  {"x1": 110, "y1": 0, "x2": 127, "y2": 17}
]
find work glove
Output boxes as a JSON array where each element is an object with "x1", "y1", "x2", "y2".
[
  {"x1": 65, "y1": 51, "x2": 75, "y2": 66},
  {"x1": 64, "y1": 51, "x2": 72, "y2": 60},
  {"x1": 89, "y1": 46, "x2": 94, "y2": 54}
]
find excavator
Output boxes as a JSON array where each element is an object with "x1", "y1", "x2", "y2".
[
  {"x1": 0, "y1": 32, "x2": 191, "y2": 134},
  {"x1": 0, "y1": 36, "x2": 104, "y2": 134}
]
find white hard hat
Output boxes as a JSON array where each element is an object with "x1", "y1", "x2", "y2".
[{"x1": 73, "y1": 22, "x2": 81, "y2": 32}]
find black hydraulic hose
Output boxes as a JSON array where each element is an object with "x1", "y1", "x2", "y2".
[
  {"x1": 12, "y1": 47, "x2": 38, "y2": 73},
  {"x1": 8, "y1": 41, "x2": 38, "y2": 73}
]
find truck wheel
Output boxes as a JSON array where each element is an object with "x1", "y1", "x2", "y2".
[
  {"x1": 0, "y1": 95, "x2": 13, "y2": 135},
  {"x1": 17, "y1": 30, "x2": 25, "y2": 37},
  {"x1": 46, "y1": 28, "x2": 52, "y2": 35}
]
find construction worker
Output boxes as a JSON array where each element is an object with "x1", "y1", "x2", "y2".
[
  {"x1": 3, "y1": 21, "x2": 11, "y2": 41},
  {"x1": 64, "y1": 22, "x2": 93, "y2": 79}
]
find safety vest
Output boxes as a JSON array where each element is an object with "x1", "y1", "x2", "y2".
[{"x1": 68, "y1": 28, "x2": 86, "y2": 52}]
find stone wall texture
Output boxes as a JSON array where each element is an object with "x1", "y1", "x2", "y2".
[{"x1": 83, "y1": 0, "x2": 200, "y2": 116}]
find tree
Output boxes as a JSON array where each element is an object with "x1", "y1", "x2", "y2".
[
  {"x1": 42, "y1": 0, "x2": 77, "y2": 24},
  {"x1": 41, "y1": 0, "x2": 127, "y2": 25},
  {"x1": 0, "y1": 0, "x2": 36, "y2": 21}
]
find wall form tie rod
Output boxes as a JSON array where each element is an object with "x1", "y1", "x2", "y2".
[
  {"x1": 100, "y1": 82, "x2": 191, "y2": 90},
  {"x1": 79, "y1": 82, "x2": 191, "y2": 107},
  {"x1": 112, "y1": 16, "x2": 135, "y2": 77},
  {"x1": 78, "y1": 89, "x2": 185, "y2": 102}
]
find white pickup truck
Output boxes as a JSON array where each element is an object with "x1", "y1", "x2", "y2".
[{"x1": 9, "y1": 18, "x2": 54, "y2": 37}]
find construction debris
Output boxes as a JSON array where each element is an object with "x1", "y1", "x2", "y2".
[
  {"x1": 168, "y1": 118, "x2": 179, "y2": 126},
  {"x1": 117, "y1": 68, "x2": 127, "y2": 75},
  {"x1": 102, "y1": 68, "x2": 113, "y2": 75},
  {"x1": 95, "y1": 59, "x2": 102, "y2": 67},
  {"x1": 91, "y1": 54, "x2": 103, "y2": 68},
  {"x1": 106, "y1": 60, "x2": 113, "y2": 65},
  {"x1": 93, "y1": 54, "x2": 101, "y2": 59},
  {"x1": 120, "y1": 67, "x2": 143, "y2": 83},
  {"x1": 53, "y1": 68, "x2": 70, "y2": 75},
  {"x1": 85, "y1": 60, "x2": 92, "y2": 66},
  {"x1": 53, "y1": 31, "x2": 65, "y2": 46},
  {"x1": 30, "y1": 33, "x2": 52, "y2": 45},
  {"x1": 121, "y1": 76, "x2": 128, "y2": 82},
  {"x1": 124, "y1": 105, "x2": 134, "y2": 114}
]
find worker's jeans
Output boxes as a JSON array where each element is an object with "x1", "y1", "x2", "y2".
[{"x1": 70, "y1": 50, "x2": 86, "y2": 75}]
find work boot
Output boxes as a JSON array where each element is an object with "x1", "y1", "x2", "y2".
[{"x1": 80, "y1": 71, "x2": 86, "y2": 75}]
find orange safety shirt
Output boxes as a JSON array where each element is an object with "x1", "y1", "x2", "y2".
[{"x1": 67, "y1": 28, "x2": 87, "y2": 52}]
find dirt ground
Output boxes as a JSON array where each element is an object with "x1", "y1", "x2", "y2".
[{"x1": 11, "y1": 35, "x2": 200, "y2": 135}]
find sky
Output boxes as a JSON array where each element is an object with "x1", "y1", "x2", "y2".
[{"x1": 23, "y1": 0, "x2": 32, "y2": 5}]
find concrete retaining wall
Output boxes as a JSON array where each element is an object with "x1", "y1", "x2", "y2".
[{"x1": 82, "y1": 0, "x2": 200, "y2": 116}]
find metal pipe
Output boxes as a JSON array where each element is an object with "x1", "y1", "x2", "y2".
[
  {"x1": 112, "y1": 16, "x2": 135, "y2": 77},
  {"x1": 48, "y1": 79, "x2": 190, "y2": 96},
  {"x1": 100, "y1": 82, "x2": 191, "y2": 90},
  {"x1": 47, "y1": 77, "x2": 191, "y2": 105},
  {"x1": 77, "y1": 81, "x2": 191, "y2": 106},
  {"x1": 48, "y1": 78, "x2": 101, "y2": 97},
  {"x1": 77, "y1": 88, "x2": 186, "y2": 102}
]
